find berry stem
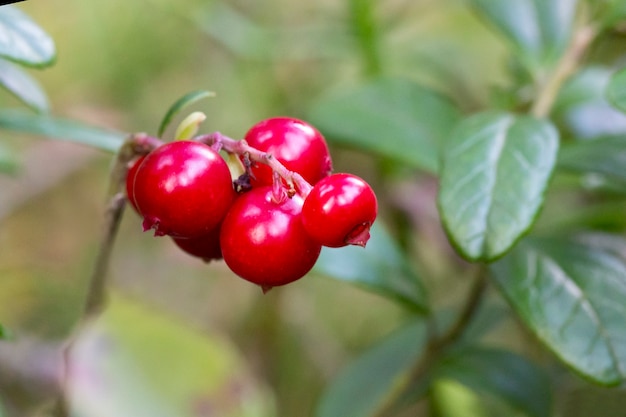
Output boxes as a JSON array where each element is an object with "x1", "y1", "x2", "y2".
[{"x1": 195, "y1": 132, "x2": 314, "y2": 197}]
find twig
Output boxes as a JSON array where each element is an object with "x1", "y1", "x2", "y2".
[{"x1": 371, "y1": 265, "x2": 489, "y2": 417}]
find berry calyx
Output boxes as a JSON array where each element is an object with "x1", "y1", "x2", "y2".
[
  {"x1": 220, "y1": 186, "x2": 322, "y2": 289},
  {"x1": 242, "y1": 117, "x2": 332, "y2": 187},
  {"x1": 172, "y1": 224, "x2": 222, "y2": 262},
  {"x1": 302, "y1": 173, "x2": 378, "y2": 247},
  {"x1": 133, "y1": 140, "x2": 235, "y2": 238}
]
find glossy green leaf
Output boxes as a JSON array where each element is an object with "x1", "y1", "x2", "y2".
[
  {"x1": 554, "y1": 67, "x2": 626, "y2": 139},
  {"x1": 436, "y1": 347, "x2": 552, "y2": 417},
  {"x1": 558, "y1": 135, "x2": 626, "y2": 184},
  {"x1": 0, "y1": 109, "x2": 126, "y2": 153},
  {"x1": 470, "y1": 0, "x2": 577, "y2": 74},
  {"x1": 438, "y1": 111, "x2": 559, "y2": 261},
  {"x1": 313, "y1": 222, "x2": 428, "y2": 312},
  {"x1": 606, "y1": 67, "x2": 626, "y2": 114},
  {"x1": 68, "y1": 295, "x2": 273, "y2": 417},
  {"x1": 157, "y1": 90, "x2": 215, "y2": 138},
  {"x1": 490, "y1": 236, "x2": 626, "y2": 385},
  {"x1": 308, "y1": 77, "x2": 461, "y2": 174},
  {"x1": 316, "y1": 320, "x2": 427, "y2": 417},
  {"x1": 0, "y1": 6, "x2": 55, "y2": 67},
  {"x1": 0, "y1": 58, "x2": 48, "y2": 112}
]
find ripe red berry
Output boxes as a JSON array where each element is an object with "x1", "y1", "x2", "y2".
[
  {"x1": 243, "y1": 117, "x2": 332, "y2": 186},
  {"x1": 125, "y1": 155, "x2": 145, "y2": 213},
  {"x1": 220, "y1": 186, "x2": 322, "y2": 289},
  {"x1": 133, "y1": 140, "x2": 235, "y2": 238},
  {"x1": 172, "y1": 224, "x2": 222, "y2": 262},
  {"x1": 302, "y1": 173, "x2": 377, "y2": 248}
]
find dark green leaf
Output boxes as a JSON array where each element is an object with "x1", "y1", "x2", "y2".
[
  {"x1": 554, "y1": 67, "x2": 626, "y2": 139},
  {"x1": 315, "y1": 320, "x2": 427, "y2": 417},
  {"x1": 490, "y1": 236, "x2": 626, "y2": 385},
  {"x1": 559, "y1": 135, "x2": 626, "y2": 184},
  {"x1": 0, "y1": 6, "x2": 55, "y2": 67},
  {"x1": 308, "y1": 77, "x2": 461, "y2": 174},
  {"x1": 438, "y1": 111, "x2": 559, "y2": 261},
  {"x1": 0, "y1": 58, "x2": 48, "y2": 112},
  {"x1": 436, "y1": 347, "x2": 552, "y2": 417},
  {"x1": 313, "y1": 222, "x2": 428, "y2": 312},
  {"x1": 0, "y1": 109, "x2": 126, "y2": 153},
  {"x1": 0, "y1": 324, "x2": 7, "y2": 339},
  {"x1": 157, "y1": 90, "x2": 215, "y2": 138},
  {"x1": 607, "y1": 67, "x2": 626, "y2": 114},
  {"x1": 470, "y1": 0, "x2": 578, "y2": 74}
]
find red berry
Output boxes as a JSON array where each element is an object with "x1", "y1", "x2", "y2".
[
  {"x1": 302, "y1": 173, "x2": 377, "y2": 248},
  {"x1": 133, "y1": 140, "x2": 235, "y2": 238},
  {"x1": 220, "y1": 186, "x2": 322, "y2": 289},
  {"x1": 243, "y1": 117, "x2": 332, "y2": 186},
  {"x1": 172, "y1": 224, "x2": 222, "y2": 262},
  {"x1": 125, "y1": 155, "x2": 145, "y2": 213}
]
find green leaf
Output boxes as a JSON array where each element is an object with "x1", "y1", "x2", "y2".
[
  {"x1": 0, "y1": 6, "x2": 55, "y2": 67},
  {"x1": 554, "y1": 67, "x2": 626, "y2": 139},
  {"x1": 69, "y1": 295, "x2": 273, "y2": 416},
  {"x1": 157, "y1": 90, "x2": 215, "y2": 138},
  {"x1": 308, "y1": 77, "x2": 462, "y2": 174},
  {"x1": 470, "y1": 0, "x2": 578, "y2": 74},
  {"x1": 438, "y1": 111, "x2": 559, "y2": 262},
  {"x1": 606, "y1": 67, "x2": 626, "y2": 114},
  {"x1": 315, "y1": 320, "x2": 427, "y2": 417},
  {"x1": 0, "y1": 323, "x2": 7, "y2": 339},
  {"x1": 435, "y1": 347, "x2": 552, "y2": 417},
  {"x1": 313, "y1": 222, "x2": 428, "y2": 312},
  {"x1": 559, "y1": 135, "x2": 626, "y2": 184},
  {"x1": 0, "y1": 109, "x2": 126, "y2": 153},
  {"x1": 0, "y1": 58, "x2": 49, "y2": 112},
  {"x1": 430, "y1": 379, "x2": 489, "y2": 417},
  {"x1": 490, "y1": 236, "x2": 626, "y2": 385}
]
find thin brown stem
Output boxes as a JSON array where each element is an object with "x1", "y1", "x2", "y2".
[
  {"x1": 530, "y1": 23, "x2": 597, "y2": 118},
  {"x1": 195, "y1": 132, "x2": 314, "y2": 197},
  {"x1": 371, "y1": 266, "x2": 489, "y2": 417}
]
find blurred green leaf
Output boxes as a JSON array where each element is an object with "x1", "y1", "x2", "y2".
[
  {"x1": 490, "y1": 236, "x2": 626, "y2": 385},
  {"x1": 435, "y1": 347, "x2": 552, "y2": 417},
  {"x1": 0, "y1": 109, "x2": 126, "y2": 152},
  {"x1": 430, "y1": 379, "x2": 489, "y2": 417},
  {"x1": 438, "y1": 111, "x2": 559, "y2": 262},
  {"x1": 0, "y1": 324, "x2": 6, "y2": 340},
  {"x1": 157, "y1": 90, "x2": 215, "y2": 138},
  {"x1": 69, "y1": 295, "x2": 273, "y2": 417},
  {"x1": 313, "y1": 222, "x2": 428, "y2": 312},
  {"x1": 308, "y1": 77, "x2": 461, "y2": 174},
  {"x1": 315, "y1": 320, "x2": 427, "y2": 417},
  {"x1": 0, "y1": 143, "x2": 18, "y2": 175},
  {"x1": 0, "y1": 58, "x2": 48, "y2": 112},
  {"x1": 559, "y1": 135, "x2": 626, "y2": 184},
  {"x1": 0, "y1": 6, "x2": 55, "y2": 67},
  {"x1": 597, "y1": 0, "x2": 626, "y2": 28},
  {"x1": 606, "y1": 67, "x2": 626, "y2": 114},
  {"x1": 553, "y1": 67, "x2": 626, "y2": 138},
  {"x1": 470, "y1": 0, "x2": 578, "y2": 74}
]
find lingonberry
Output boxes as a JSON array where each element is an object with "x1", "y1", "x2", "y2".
[
  {"x1": 125, "y1": 155, "x2": 145, "y2": 213},
  {"x1": 243, "y1": 117, "x2": 332, "y2": 187},
  {"x1": 172, "y1": 224, "x2": 222, "y2": 262},
  {"x1": 220, "y1": 186, "x2": 322, "y2": 289},
  {"x1": 302, "y1": 173, "x2": 378, "y2": 247},
  {"x1": 133, "y1": 140, "x2": 235, "y2": 238}
]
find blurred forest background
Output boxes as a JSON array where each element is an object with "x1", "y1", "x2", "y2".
[{"x1": 0, "y1": 0, "x2": 574, "y2": 416}]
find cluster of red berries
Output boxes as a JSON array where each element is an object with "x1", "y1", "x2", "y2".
[{"x1": 125, "y1": 117, "x2": 378, "y2": 291}]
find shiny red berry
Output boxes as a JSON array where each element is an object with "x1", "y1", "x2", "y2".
[
  {"x1": 302, "y1": 173, "x2": 377, "y2": 248},
  {"x1": 172, "y1": 224, "x2": 222, "y2": 262},
  {"x1": 133, "y1": 140, "x2": 235, "y2": 238},
  {"x1": 125, "y1": 155, "x2": 145, "y2": 213},
  {"x1": 243, "y1": 117, "x2": 332, "y2": 186},
  {"x1": 220, "y1": 186, "x2": 322, "y2": 289}
]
